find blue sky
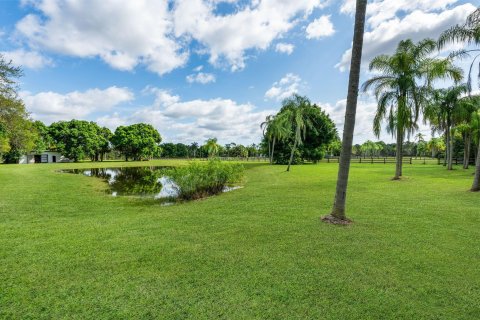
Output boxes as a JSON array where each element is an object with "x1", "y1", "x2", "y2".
[{"x1": 0, "y1": 0, "x2": 478, "y2": 144}]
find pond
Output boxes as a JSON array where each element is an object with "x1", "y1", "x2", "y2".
[
  {"x1": 61, "y1": 166, "x2": 242, "y2": 201},
  {"x1": 62, "y1": 166, "x2": 178, "y2": 199}
]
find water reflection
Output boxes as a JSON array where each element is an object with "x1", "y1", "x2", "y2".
[{"x1": 63, "y1": 166, "x2": 173, "y2": 197}]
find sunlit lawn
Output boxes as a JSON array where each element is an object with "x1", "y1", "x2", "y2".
[{"x1": 1, "y1": 160, "x2": 479, "y2": 319}]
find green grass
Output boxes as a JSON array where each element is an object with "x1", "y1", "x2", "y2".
[{"x1": 1, "y1": 160, "x2": 479, "y2": 319}]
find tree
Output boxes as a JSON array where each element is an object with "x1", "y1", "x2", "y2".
[
  {"x1": 111, "y1": 123, "x2": 162, "y2": 161},
  {"x1": 261, "y1": 114, "x2": 290, "y2": 164},
  {"x1": 363, "y1": 39, "x2": 462, "y2": 179},
  {"x1": 49, "y1": 120, "x2": 107, "y2": 162},
  {"x1": 0, "y1": 96, "x2": 37, "y2": 163},
  {"x1": 323, "y1": 0, "x2": 367, "y2": 223},
  {"x1": 425, "y1": 85, "x2": 472, "y2": 170},
  {"x1": 0, "y1": 54, "x2": 22, "y2": 98},
  {"x1": 204, "y1": 138, "x2": 220, "y2": 158},
  {"x1": 438, "y1": 7, "x2": 480, "y2": 190},
  {"x1": 189, "y1": 142, "x2": 199, "y2": 158}
]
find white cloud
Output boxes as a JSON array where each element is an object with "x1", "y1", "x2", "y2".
[
  {"x1": 16, "y1": 0, "x2": 187, "y2": 75},
  {"x1": 306, "y1": 15, "x2": 335, "y2": 39},
  {"x1": 21, "y1": 86, "x2": 134, "y2": 123},
  {"x1": 275, "y1": 43, "x2": 295, "y2": 55},
  {"x1": 173, "y1": 0, "x2": 327, "y2": 71},
  {"x1": 336, "y1": 2, "x2": 476, "y2": 71},
  {"x1": 265, "y1": 73, "x2": 302, "y2": 101},
  {"x1": 186, "y1": 72, "x2": 216, "y2": 84},
  {"x1": 98, "y1": 88, "x2": 274, "y2": 144},
  {"x1": 0, "y1": 49, "x2": 52, "y2": 69}
]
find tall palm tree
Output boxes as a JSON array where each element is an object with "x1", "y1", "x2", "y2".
[
  {"x1": 472, "y1": 108, "x2": 480, "y2": 190},
  {"x1": 324, "y1": 0, "x2": 367, "y2": 224},
  {"x1": 425, "y1": 85, "x2": 470, "y2": 170},
  {"x1": 362, "y1": 39, "x2": 463, "y2": 179}
]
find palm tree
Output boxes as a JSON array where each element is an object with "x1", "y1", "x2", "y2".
[
  {"x1": 205, "y1": 138, "x2": 219, "y2": 158},
  {"x1": 362, "y1": 39, "x2": 463, "y2": 179},
  {"x1": 324, "y1": 0, "x2": 367, "y2": 224},
  {"x1": 261, "y1": 115, "x2": 289, "y2": 164},
  {"x1": 472, "y1": 108, "x2": 480, "y2": 190},
  {"x1": 438, "y1": 7, "x2": 480, "y2": 190},
  {"x1": 282, "y1": 95, "x2": 315, "y2": 172},
  {"x1": 425, "y1": 84, "x2": 470, "y2": 170}
]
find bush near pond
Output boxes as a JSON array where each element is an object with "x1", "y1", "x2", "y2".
[{"x1": 170, "y1": 160, "x2": 244, "y2": 200}]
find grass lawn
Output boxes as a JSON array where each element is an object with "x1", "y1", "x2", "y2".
[{"x1": 1, "y1": 161, "x2": 479, "y2": 319}]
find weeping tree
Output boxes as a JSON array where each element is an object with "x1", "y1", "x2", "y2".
[{"x1": 362, "y1": 39, "x2": 463, "y2": 179}]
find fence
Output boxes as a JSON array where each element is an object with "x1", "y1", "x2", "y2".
[{"x1": 321, "y1": 156, "x2": 438, "y2": 165}]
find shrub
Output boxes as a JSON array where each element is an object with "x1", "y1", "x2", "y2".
[{"x1": 169, "y1": 159, "x2": 244, "y2": 200}]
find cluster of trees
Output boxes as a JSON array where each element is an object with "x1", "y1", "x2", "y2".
[
  {"x1": 361, "y1": 8, "x2": 480, "y2": 190},
  {"x1": 261, "y1": 95, "x2": 338, "y2": 170},
  {"x1": 159, "y1": 140, "x2": 261, "y2": 159}
]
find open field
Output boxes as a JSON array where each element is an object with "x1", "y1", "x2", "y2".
[{"x1": 1, "y1": 161, "x2": 479, "y2": 319}]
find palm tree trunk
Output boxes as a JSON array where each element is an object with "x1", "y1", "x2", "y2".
[
  {"x1": 286, "y1": 137, "x2": 298, "y2": 172},
  {"x1": 326, "y1": 0, "x2": 367, "y2": 223},
  {"x1": 463, "y1": 134, "x2": 471, "y2": 169},
  {"x1": 270, "y1": 137, "x2": 276, "y2": 165},
  {"x1": 447, "y1": 126, "x2": 453, "y2": 170},
  {"x1": 472, "y1": 138, "x2": 480, "y2": 191},
  {"x1": 267, "y1": 139, "x2": 271, "y2": 164},
  {"x1": 443, "y1": 130, "x2": 448, "y2": 166},
  {"x1": 394, "y1": 127, "x2": 403, "y2": 180}
]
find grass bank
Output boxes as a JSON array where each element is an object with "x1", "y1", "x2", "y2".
[{"x1": 1, "y1": 161, "x2": 479, "y2": 319}]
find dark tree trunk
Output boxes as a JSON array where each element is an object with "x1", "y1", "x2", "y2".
[
  {"x1": 472, "y1": 139, "x2": 480, "y2": 191},
  {"x1": 447, "y1": 125, "x2": 453, "y2": 170},
  {"x1": 326, "y1": 0, "x2": 367, "y2": 222},
  {"x1": 463, "y1": 134, "x2": 471, "y2": 169},
  {"x1": 286, "y1": 137, "x2": 298, "y2": 172},
  {"x1": 394, "y1": 127, "x2": 403, "y2": 180},
  {"x1": 270, "y1": 136, "x2": 276, "y2": 165}
]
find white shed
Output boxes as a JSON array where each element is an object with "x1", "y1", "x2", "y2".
[{"x1": 19, "y1": 151, "x2": 70, "y2": 164}]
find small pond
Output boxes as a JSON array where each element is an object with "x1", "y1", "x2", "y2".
[{"x1": 61, "y1": 166, "x2": 242, "y2": 201}]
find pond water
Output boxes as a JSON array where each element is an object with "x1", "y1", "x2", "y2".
[
  {"x1": 61, "y1": 166, "x2": 242, "y2": 201},
  {"x1": 62, "y1": 166, "x2": 178, "y2": 199}
]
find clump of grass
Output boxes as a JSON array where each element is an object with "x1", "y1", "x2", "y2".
[{"x1": 169, "y1": 159, "x2": 244, "y2": 200}]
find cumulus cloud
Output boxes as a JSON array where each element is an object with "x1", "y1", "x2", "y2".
[
  {"x1": 275, "y1": 43, "x2": 295, "y2": 55},
  {"x1": 0, "y1": 49, "x2": 53, "y2": 69},
  {"x1": 21, "y1": 86, "x2": 134, "y2": 123},
  {"x1": 16, "y1": 0, "x2": 187, "y2": 75},
  {"x1": 98, "y1": 88, "x2": 275, "y2": 144},
  {"x1": 173, "y1": 0, "x2": 327, "y2": 70},
  {"x1": 265, "y1": 73, "x2": 302, "y2": 101},
  {"x1": 336, "y1": 1, "x2": 476, "y2": 71},
  {"x1": 306, "y1": 15, "x2": 335, "y2": 39},
  {"x1": 13, "y1": 0, "x2": 328, "y2": 73},
  {"x1": 186, "y1": 72, "x2": 216, "y2": 84}
]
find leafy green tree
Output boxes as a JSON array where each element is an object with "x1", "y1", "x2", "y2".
[
  {"x1": 0, "y1": 96, "x2": 37, "y2": 163},
  {"x1": 111, "y1": 123, "x2": 162, "y2": 161},
  {"x1": 48, "y1": 120, "x2": 106, "y2": 162},
  {"x1": 0, "y1": 54, "x2": 22, "y2": 98},
  {"x1": 363, "y1": 38, "x2": 462, "y2": 179},
  {"x1": 427, "y1": 137, "x2": 446, "y2": 158}
]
